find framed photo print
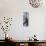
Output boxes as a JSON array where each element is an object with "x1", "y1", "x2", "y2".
[{"x1": 23, "y1": 12, "x2": 29, "y2": 27}]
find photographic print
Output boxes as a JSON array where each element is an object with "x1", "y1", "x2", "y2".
[
  {"x1": 29, "y1": 0, "x2": 44, "y2": 8},
  {"x1": 23, "y1": 12, "x2": 29, "y2": 27}
]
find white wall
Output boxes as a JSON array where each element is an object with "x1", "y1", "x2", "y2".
[{"x1": 0, "y1": 0, "x2": 46, "y2": 40}]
